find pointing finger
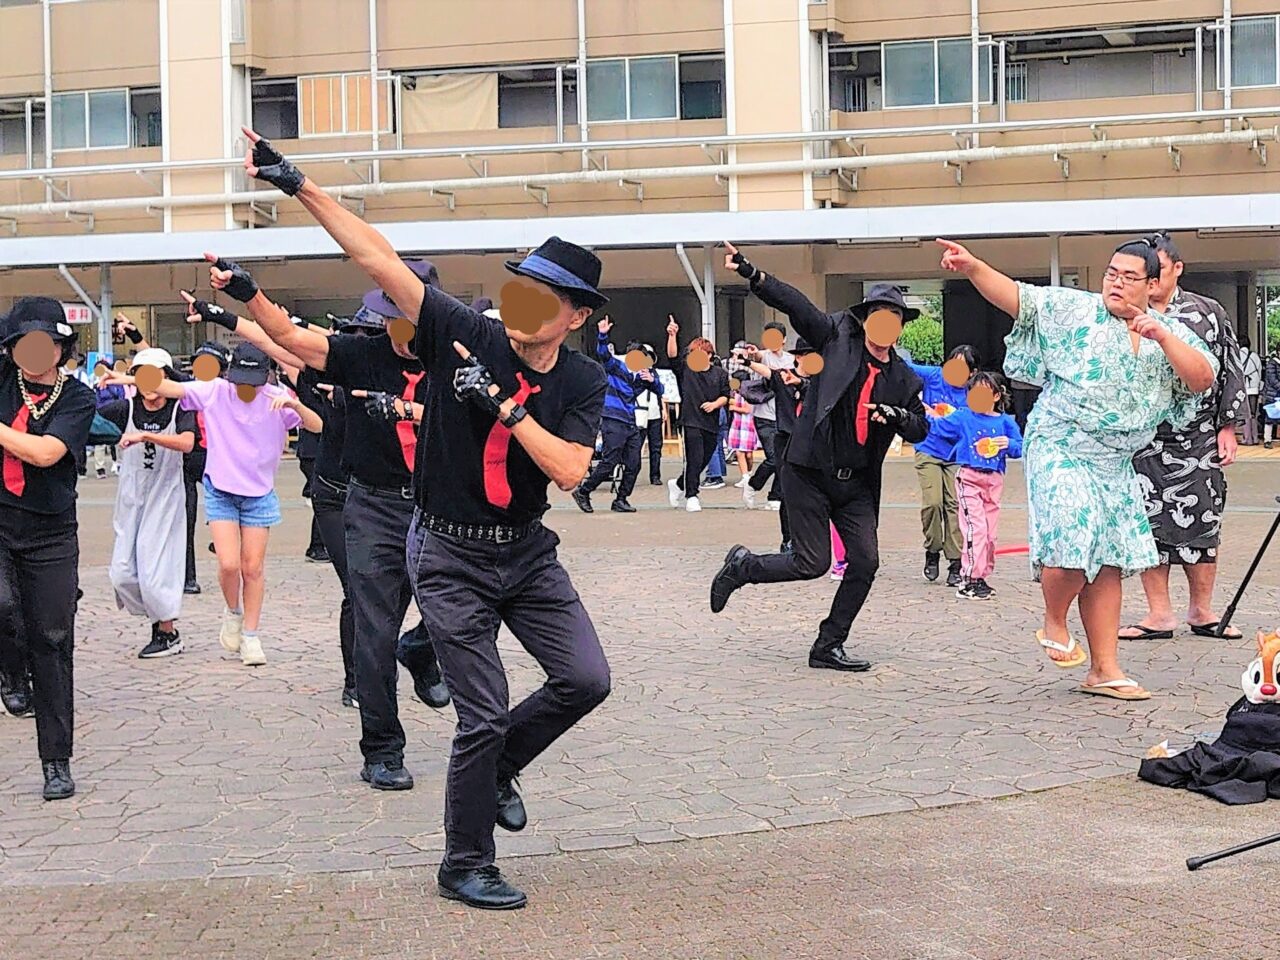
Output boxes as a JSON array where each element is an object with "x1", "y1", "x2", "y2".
[
  {"x1": 723, "y1": 240, "x2": 738, "y2": 255},
  {"x1": 452, "y1": 340, "x2": 474, "y2": 362},
  {"x1": 179, "y1": 289, "x2": 196, "y2": 305},
  {"x1": 349, "y1": 389, "x2": 368, "y2": 398},
  {"x1": 241, "y1": 126, "x2": 260, "y2": 144}
]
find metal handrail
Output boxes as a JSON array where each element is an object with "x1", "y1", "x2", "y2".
[{"x1": 0, "y1": 105, "x2": 1272, "y2": 183}]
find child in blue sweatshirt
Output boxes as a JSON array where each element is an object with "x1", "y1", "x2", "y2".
[{"x1": 926, "y1": 372, "x2": 1023, "y2": 600}]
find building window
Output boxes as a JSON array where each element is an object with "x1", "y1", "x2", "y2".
[
  {"x1": 496, "y1": 67, "x2": 578, "y2": 128},
  {"x1": 678, "y1": 56, "x2": 724, "y2": 120},
  {"x1": 586, "y1": 56, "x2": 677, "y2": 122},
  {"x1": 130, "y1": 88, "x2": 162, "y2": 148},
  {"x1": 51, "y1": 88, "x2": 129, "y2": 150},
  {"x1": 252, "y1": 79, "x2": 300, "y2": 139},
  {"x1": 882, "y1": 38, "x2": 992, "y2": 108},
  {"x1": 297, "y1": 72, "x2": 394, "y2": 137},
  {"x1": 0, "y1": 99, "x2": 43, "y2": 157},
  {"x1": 1218, "y1": 16, "x2": 1279, "y2": 89}
]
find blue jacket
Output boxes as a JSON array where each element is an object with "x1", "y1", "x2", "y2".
[
  {"x1": 597, "y1": 332, "x2": 662, "y2": 424},
  {"x1": 909, "y1": 362, "x2": 971, "y2": 461},
  {"x1": 928, "y1": 409, "x2": 1023, "y2": 473}
]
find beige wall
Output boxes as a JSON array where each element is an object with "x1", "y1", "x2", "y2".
[
  {"x1": 52, "y1": 0, "x2": 160, "y2": 91},
  {"x1": 166, "y1": 0, "x2": 230, "y2": 232},
  {"x1": 0, "y1": 4, "x2": 44, "y2": 98}
]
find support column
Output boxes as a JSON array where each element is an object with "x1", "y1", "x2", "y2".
[
  {"x1": 1049, "y1": 234, "x2": 1061, "y2": 287},
  {"x1": 98, "y1": 264, "x2": 112, "y2": 355},
  {"x1": 702, "y1": 244, "x2": 716, "y2": 343}
]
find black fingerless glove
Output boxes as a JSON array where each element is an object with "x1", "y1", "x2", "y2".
[
  {"x1": 362, "y1": 390, "x2": 411, "y2": 423},
  {"x1": 874, "y1": 404, "x2": 910, "y2": 425},
  {"x1": 452, "y1": 354, "x2": 509, "y2": 420},
  {"x1": 190, "y1": 299, "x2": 239, "y2": 333},
  {"x1": 731, "y1": 251, "x2": 760, "y2": 283},
  {"x1": 249, "y1": 136, "x2": 306, "y2": 196},
  {"x1": 212, "y1": 257, "x2": 260, "y2": 303},
  {"x1": 124, "y1": 326, "x2": 143, "y2": 345}
]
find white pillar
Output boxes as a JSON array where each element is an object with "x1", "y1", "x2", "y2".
[{"x1": 1049, "y1": 234, "x2": 1061, "y2": 287}]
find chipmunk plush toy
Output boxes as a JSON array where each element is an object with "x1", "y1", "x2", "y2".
[{"x1": 1241, "y1": 630, "x2": 1280, "y2": 704}]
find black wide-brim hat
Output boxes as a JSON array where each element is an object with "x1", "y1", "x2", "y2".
[
  {"x1": 849, "y1": 283, "x2": 920, "y2": 323},
  {"x1": 1, "y1": 296, "x2": 76, "y2": 346},
  {"x1": 362, "y1": 260, "x2": 440, "y2": 318},
  {"x1": 505, "y1": 236, "x2": 608, "y2": 310},
  {"x1": 791, "y1": 336, "x2": 817, "y2": 356}
]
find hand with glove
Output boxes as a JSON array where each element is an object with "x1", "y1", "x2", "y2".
[
  {"x1": 350, "y1": 389, "x2": 412, "y2": 423},
  {"x1": 451, "y1": 342, "x2": 509, "y2": 420},
  {"x1": 180, "y1": 290, "x2": 238, "y2": 332},
  {"x1": 203, "y1": 253, "x2": 260, "y2": 303},
  {"x1": 863, "y1": 403, "x2": 910, "y2": 426},
  {"x1": 241, "y1": 126, "x2": 306, "y2": 196},
  {"x1": 722, "y1": 241, "x2": 761, "y2": 283}
]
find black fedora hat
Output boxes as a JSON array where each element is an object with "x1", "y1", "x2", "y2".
[
  {"x1": 362, "y1": 260, "x2": 440, "y2": 318},
  {"x1": 791, "y1": 336, "x2": 817, "y2": 356},
  {"x1": 505, "y1": 237, "x2": 608, "y2": 309},
  {"x1": 849, "y1": 283, "x2": 920, "y2": 323}
]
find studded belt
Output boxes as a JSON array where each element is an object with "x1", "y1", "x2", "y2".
[{"x1": 420, "y1": 513, "x2": 540, "y2": 544}]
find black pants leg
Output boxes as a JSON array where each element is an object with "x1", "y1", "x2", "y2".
[
  {"x1": 0, "y1": 509, "x2": 78, "y2": 760},
  {"x1": 313, "y1": 482, "x2": 355, "y2": 691},
  {"x1": 409, "y1": 519, "x2": 610, "y2": 872},
  {"x1": 579, "y1": 419, "x2": 629, "y2": 495},
  {"x1": 344, "y1": 486, "x2": 415, "y2": 765},
  {"x1": 617, "y1": 425, "x2": 642, "y2": 500},
  {"x1": 0, "y1": 555, "x2": 27, "y2": 686},
  {"x1": 645, "y1": 418, "x2": 664, "y2": 482},
  {"x1": 677, "y1": 426, "x2": 714, "y2": 499},
  {"x1": 740, "y1": 463, "x2": 832, "y2": 584},
  {"x1": 184, "y1": 476, "x2": 199, "y2": 585},
  {"x1": 750, "y1": 419, "x2": 779, "y2": 497},
  {"x1": 298, "y1": 458, "x2": 324, "y2": 554},
  {"x1": 819, "y1": 484, "x2": 880, "y2": 651}
]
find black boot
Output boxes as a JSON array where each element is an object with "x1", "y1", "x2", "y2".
[
  {"x1": 496, "y1": 775, "x2": 527, "y2": 832},
  {"x1": 945, "y1": 559, "x2": 962, "y2": 588},
  {"x1": 610, "y1": 498, "x2": 636, "y2": 513},
  {"x1": 808, "y1": 643, "x2": 871, "y2": 672},
  {"x1": 710, "y1": 544, "x2": 751, "y2": 614},
  {"x1": 42, "y1": 759, "x2": 75, "y2": 800},
  {"x1": 437, "y1": 865, "x2": 527, "y2": 910},
  {"x1": 923, "y1": 551, "x2": 941, "y2": 582},
  {"x1": 1, "y1": 671, "x2": 33, "y2": 718}
]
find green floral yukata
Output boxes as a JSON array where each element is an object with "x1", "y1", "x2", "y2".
[{"x1": 1006, "y1": 283, "x2": 1217, "y2": 581}]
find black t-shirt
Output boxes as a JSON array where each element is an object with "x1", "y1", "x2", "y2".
[
  {"x1": 324, "y1": 333, "x2": 427, "y2": 489},
  {"x1": 297, "y1": 367, "x2": 348, "y2": 485},
  {"x1": 99, "y1": 397, "x2": 197, "y2": 437},
  {"x1": 0, "y1": 360, "x2": 96, "y2": 516},
  {"x1": 674, "y1": 359, "x2": 730, "y2": 434},
  {"x1": 414, "y1": 286, "x2": 606, "y2": 526}
]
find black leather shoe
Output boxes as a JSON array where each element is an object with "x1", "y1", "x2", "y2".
[
  {"x1": 1, "y1": 672, "x2": 33, "y2": 718},
  {"x1": 650, "y1": 478, "x2": 663, "y2": 486},
  {"x1": 496, "y1": 776, "x2": 527, "y2": 832},
  {"x1": 808, "y1": 645, "x2": 872, "y2": 672},
  {"x1": 571, "y1": 487, "x2": 593, "y2": 513},
  {"x1": 710, "y1": 544, "x2": 751, "y2": 614},
  {"x1": 360, "y1": 761, "x2": 414, "y2": 791},
  {"x1": 305, "y1": 546, "x2": 330, "y2": 564},
  {"x1": 183, "y1": 580, "x2": 202, "y2": 595},
  {"x1": 610, "y1": 498, "x2": 636, "y2": 513},
  {"x1": 397, "y1": 636, "x2": 451, "y2": 709},
  {"x1": 945, "y1": 559, "x2": 962, "y2": 588},
  {"x1": 923, "y1": 551, "x2": 940, "y2": 582},
  {"x1": 42, "y1": 759, "x2": 75, "y2": 800},
  {"x1": 438, "y1": 865, "x2": 527, "y2": 910}
]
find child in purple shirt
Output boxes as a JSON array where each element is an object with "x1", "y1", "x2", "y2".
[{"x1": 105, "y1": 342, "x2": 321, "y2": 665}]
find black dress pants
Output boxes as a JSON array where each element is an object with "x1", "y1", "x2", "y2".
[
  {"x1": 748, "y1": 419, "x2": 781, "y2": 500},
  {"x1": 184, "y1": 476, "x2": 200, "y2": 585},
  {"x1": 676, "y1": 425, "x2": 717, "y2": 499},
  {"x1": 407, "y1": 516, "x2": 610, "y2": 871},
  {"x1": 740, "y1": 462, "x2": 880, "y2": 651},
  {"x1": 298, "y1": 457, "x2": 324, "y2": 554},
  {"x1": 312, "y1": 477, "x2": 356, "y2": 692},
  {"x1": 0, "y1": 508, "x2": 78, "y2": 759},
  {"x1": 579, "y1": 418, "x2": 641, "y2": 500},
  {"x1": 643, "y1": 418, "x2": 664, "y2": 482}
]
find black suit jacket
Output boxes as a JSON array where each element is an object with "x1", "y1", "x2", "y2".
[{"x1": 750, "y1": 274, "x2": 927, "y2": 484}]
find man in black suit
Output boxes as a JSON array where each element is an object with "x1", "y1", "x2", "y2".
[{"x1": 710, "y1": 244, "x2": 927, "y2": 673}]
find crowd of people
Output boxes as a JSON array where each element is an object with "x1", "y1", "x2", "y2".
[{"x1": 0, "y1": 126, "x2": 1265, "y2": 911}]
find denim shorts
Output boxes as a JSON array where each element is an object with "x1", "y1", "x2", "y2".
[{"x1": 202, "y1": 478, "x2": 282, "y2": 528}]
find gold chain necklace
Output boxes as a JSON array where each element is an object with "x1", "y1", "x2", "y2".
[{"x1": 19, "y1": 371, "x2": 65, "y2": 420}]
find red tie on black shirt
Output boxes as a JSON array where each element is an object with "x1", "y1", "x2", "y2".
[
  {"x1": 854, "y1": 363, "x2": 881, "y2": 445},
  {"x1": 398, "y1": 371, "x2": 425, "y2": 471},
  {"x1": 3, "y1": 393, "x2": 45, "y2": 497},
  {"x1": 483, "y1": 372, "x2": 540, "y2": 510}
]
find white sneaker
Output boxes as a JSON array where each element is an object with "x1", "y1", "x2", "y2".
[
  {"x1": 734, "y1": 475, "x2": 751, "y2": 489},
  {"x1": 240, "y1": 633, "x2": 266, "y2": 666},
  {"x1": 667, "y1": 478, "x2": 684, "y2": 509},
  {"x1": 685, "y1": 496, "x2": 702, "y2": 513},
  {"x1": 765, "y1": 500, "x2": 782, "y2": 512},
  {"x1": 743, "y1": 485, "x2": 758, "y2": 509},
  {"x1": 219, "y1": 609, "x2": 243, "y2": 653}
]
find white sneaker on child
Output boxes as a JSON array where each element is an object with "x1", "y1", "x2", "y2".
[
  {"x1": 219, "y1": 609, "x2": 243, "y2": 654},
  {"x1": 240, "y1": 633, "x2": 267, "y2": 666}
]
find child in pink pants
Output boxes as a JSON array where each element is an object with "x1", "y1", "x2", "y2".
[
  {"x1": 926, "y1": 373, "x2": 1023, "y2": 600},
  {"x1": 831, "y1": 525, "x2": 846, "y2": 580}
]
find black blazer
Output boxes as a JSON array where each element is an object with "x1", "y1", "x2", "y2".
[{"x1": 751, "y1": 274, "x2": 927, "y2": 480}]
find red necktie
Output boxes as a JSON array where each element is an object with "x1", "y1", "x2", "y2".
[
  {"x1": 398, "y1": 371, "x2": 425, "y2": 471},
  {"x1": 854, "y1": 364, "x2": 882, "y2": 445},
  {"x1": 483, "y1": 372, "x2": 541, "y2": 509},
  {"x1": 4, "y1": 394, "x2": 44, "y2": 497}
]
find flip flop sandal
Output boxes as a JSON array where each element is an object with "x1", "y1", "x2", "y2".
[
  {"x1": 1077, "y1": 677, "x2": 1152, "y2": 701},
  {"x1": 1036, "y1": 629, "x2": 1087, "y2": 669},
  {"x1": 1117, "y1": 624, "x2": 1174, "y2": 640},
  {"x1": 1188, "y1": 621, "x2": 1243, "y2": 640}
]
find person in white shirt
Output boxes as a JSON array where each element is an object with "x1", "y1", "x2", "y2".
[
  {"x1": 633, "y1": 343, "x2": 664, "y2": 485},
  {"x1": 1241, "y1": 336, "x2": 1262, "y2": 446}
]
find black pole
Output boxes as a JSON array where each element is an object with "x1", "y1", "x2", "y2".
[
  {"x1": 1214, "y1": 496, "x2": 1280, "y2": 638},
  {"x1": 1187, "y1": 831, "x2": 1280, "y2": 871}
]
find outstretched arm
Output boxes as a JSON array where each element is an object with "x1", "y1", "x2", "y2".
[
  {"x1": 723, "y1": 241, "x2": 837, "y2": 348},
  {"x1": 937, "y1": 239, "x2": 1019, "y2": 318},
  {"x1": 666, "y1": 315, "x2": 679, "y2": 360},
  {"x1": 200, "y1": 256, "x2": 331, "y2": 371}
]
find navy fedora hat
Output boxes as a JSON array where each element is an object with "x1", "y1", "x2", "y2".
[
  {"x1": 504, "y1": 237, "x2": 608, "y2": 309},
  {"x1": 362, "y1": 260, "x2": 440, "y2": 318}
]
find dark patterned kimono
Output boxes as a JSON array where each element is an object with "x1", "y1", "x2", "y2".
[{"x1": 1133, "y1": 288, "x2": 1246, "y2": 565}]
